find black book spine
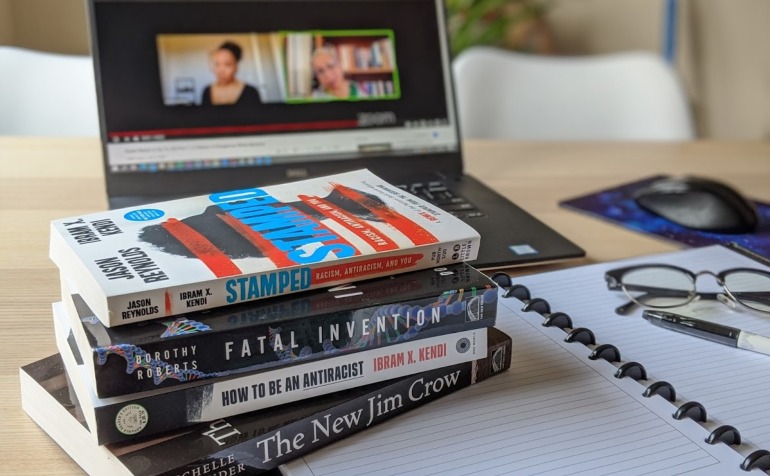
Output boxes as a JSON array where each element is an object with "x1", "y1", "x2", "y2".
[
  {"x1": 76, "y1": 264, "x2": 498, "y2": 398},
  {"x1": 112, "y1": 327, "x2": 513, "y2": 475}
]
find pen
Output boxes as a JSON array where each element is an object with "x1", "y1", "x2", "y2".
[{"x1": 642, "y1": 309, "x2": 770, "y2": 357}]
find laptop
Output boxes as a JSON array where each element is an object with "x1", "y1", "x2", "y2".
[{"x1": 86, "y1": 0, "x2": 584, "y2": 270}]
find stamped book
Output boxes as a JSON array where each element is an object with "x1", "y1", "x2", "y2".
[
  {"x1": 49, "y1": 169, "x2": 480, "y2": 327},
  {"x1": 63, "y1": 263, "x2": 498, "y2": 398}
]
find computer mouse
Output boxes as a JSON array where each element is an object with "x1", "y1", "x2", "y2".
[{"x1": 632, "y1": 176, "x2": 759, "y2": 234}]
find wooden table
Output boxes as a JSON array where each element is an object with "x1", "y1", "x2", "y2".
[{"x1": 2, "y1": 138, "x2": 769, "y2": 474}]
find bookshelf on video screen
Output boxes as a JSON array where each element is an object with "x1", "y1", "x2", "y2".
[{"x1": 93, "y1": 0, "x2": 459, "y2": 174}]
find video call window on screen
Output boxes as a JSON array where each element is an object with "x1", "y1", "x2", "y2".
[{"x1": 156, "y1": 29, "x2": 401, "y2": 107}]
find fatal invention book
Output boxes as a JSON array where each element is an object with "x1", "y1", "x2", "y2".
[
  {"x1": 63, "y1": 263, "x2": 498, "y2": 398},
  {"x1": 20, "y1": 328, "x2": 512, "y2": 474},
  {"x1": 49, "y1": 169, "x2": 480, "y2": 327}
]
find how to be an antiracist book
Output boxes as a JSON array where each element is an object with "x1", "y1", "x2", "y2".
[
  {"x1": 63, "y1": 263, "x2": 498, "y2": 398},
  {"x1": 50, "y1": 169, "x2": 480, "y2": 327}
]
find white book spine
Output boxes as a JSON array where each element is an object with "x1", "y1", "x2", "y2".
[
  {"x1": 49, "y1": 169, "x2": 480, "y2": 327},
  {"x1": 198, "y1": 327, "x2": 486, "y2": 421}
]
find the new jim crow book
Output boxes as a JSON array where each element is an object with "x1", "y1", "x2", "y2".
[
  {"x1": 50, "y1": 169, "x2": 480, "y2": 327},
  {"x1": 63, "y1": 263, "x2": 498, "y2": 398}
]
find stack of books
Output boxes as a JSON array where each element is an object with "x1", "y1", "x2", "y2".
[{"x1": 20, "y1": 169, "x2": 513, "y2": 475}]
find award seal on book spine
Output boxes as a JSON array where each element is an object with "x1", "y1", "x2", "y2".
[{"x1": 115, "y1": 403, "x2": 149, "y2": 435}]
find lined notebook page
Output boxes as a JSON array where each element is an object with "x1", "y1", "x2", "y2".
[
  {"x1": 281, "y1": 249, "x2": 757, "y2": 475},
  {"x1": 511, "y1": 244, "x2": 770, "y2": 455}
]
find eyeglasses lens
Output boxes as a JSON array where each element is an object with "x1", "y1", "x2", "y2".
[
  {"x1": 724, "y1": 271, "x2": 770, "y2": 313},
  {"x1": 621, "y1": 267, "x2": 695, "y2": 308}
]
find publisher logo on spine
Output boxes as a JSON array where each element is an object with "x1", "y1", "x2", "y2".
[
  {"x1": 492, "y1": 347, "x2": 507, "y2": 373},
  {"x1": 466, "y1": 296, "x2": 481, "y2": 321},
  {"x1": 115, "y1": 404, "x2": 149, "y2": 435},
  {"x1": 456, "y1": 337, "x2": 471, "y2": 353},
  {"x1": 124, "y1": 208, "x2": 165, "y2": 222}
]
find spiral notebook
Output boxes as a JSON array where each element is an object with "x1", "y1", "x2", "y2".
[{"x1": 282, "y1": 244, "x2": 770, "y2": 475}]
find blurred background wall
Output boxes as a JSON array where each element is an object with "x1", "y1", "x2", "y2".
[
  {"x1": 0, "y1": 0, "x2": 88, "y2": 55},
  {"x1": 0, "y1": 0, "x2": 15, "y2": 46},
  {"x1": 1, "y1": 0, "x2": 767, "y2": 140},
  {"x1": 544, "y1": 0, "x2": 770, "y2": 140}
]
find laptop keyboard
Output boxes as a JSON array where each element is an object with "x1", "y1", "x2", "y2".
[{"x1": 396, "y1": 181, "x2": 485, "y2": 219}]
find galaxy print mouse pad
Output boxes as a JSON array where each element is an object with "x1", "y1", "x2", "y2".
[{"x1": 559, "y1": 175, "x2": 770, "y2": 259}]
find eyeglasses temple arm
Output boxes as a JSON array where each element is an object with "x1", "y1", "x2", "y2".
[
  {"x1": 730, "y1": 291, "x2": 770, "y2": 307},
  {"x1": 613, "y1": 291, "x2": 721, "y2": 316},
  {"x1": 620, "y1": 284, "x2": 693, "y2": 297}
]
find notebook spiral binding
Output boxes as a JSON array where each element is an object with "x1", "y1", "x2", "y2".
[{"x1": 490, "y1": 272, "x2": 770, "y2": 473}]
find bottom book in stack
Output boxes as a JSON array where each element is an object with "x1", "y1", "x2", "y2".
[{"x1": 20, "y1": 326, "x2": 512, "y2": 475}]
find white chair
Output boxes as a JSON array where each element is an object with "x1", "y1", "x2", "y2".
[
  {"x1": 452, "y1": 46, "x2": 695, "y2": 141},
  {"x1": 0, "y1": 46, "x2": 99, "y2": 136}
]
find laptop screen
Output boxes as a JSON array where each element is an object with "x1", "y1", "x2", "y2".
[{"x1": 89, "y1": 0, "x2": 462, "y2": 200}]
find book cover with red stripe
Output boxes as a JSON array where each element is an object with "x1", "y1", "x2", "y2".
[{"x1": 49, "y1": 169, "x2": 481, "y2": 327}]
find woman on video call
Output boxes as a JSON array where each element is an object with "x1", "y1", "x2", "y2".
[
  {"x1": 201, "y1": 40, "x2": 261, "y2": 106},
  {"x1": 311, "y1": 45, "x2": 365, "y2": 99}
]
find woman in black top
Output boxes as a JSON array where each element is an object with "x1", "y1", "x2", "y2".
[{"x1": 201, "y1": 41, "x2": 260, "y2": 106}]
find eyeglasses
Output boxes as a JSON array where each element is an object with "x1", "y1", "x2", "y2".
[{"x1": 604, "y1": 264, "x2": 770, "y2": 315}]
